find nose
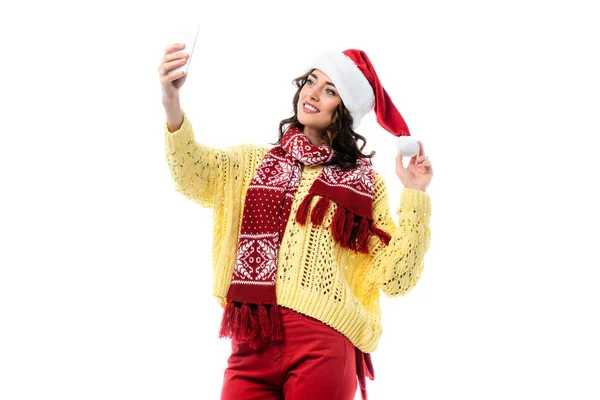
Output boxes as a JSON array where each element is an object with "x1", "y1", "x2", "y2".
[{"x1": 306, "y1": 86, "x2": 319, "y2": 101}]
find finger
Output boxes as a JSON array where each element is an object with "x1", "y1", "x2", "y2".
[
  {"x1": 159, "y1": 58, "x2": 189, "y2": 76},
  {"x1": 165, "y1": 51, "x2": 189, "y2": 63},
  {"x1": 158, "y1": 53, "x2": 189, "y2": 73},
  {"x1": 395, "y1": 154, "x2": 405, "y2": 169},
  {"x1": 165, "y1": 43, "x2": 186, "y2": 55},
  {"x1": 418, "y1": 141, "x2": 425, "y2": 156},
  {"x1": 161, "y1": 69, "x2": 186, "y2": 83},
  {"x1": 158, "y1": 43, "x2": 187, "y2": 71}
]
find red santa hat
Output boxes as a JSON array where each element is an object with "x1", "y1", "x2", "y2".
[{"x1": 306, "y1": 49, "x2": 420, "y2": 157}]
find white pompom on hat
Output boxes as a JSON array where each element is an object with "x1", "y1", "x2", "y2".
[{"x1": 306, "y1": 49, "x2": 419, "y2": 157}]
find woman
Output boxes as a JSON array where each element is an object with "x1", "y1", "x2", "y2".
[{"x1": 158, "y1": 44, "x2": 433, "y2": 400}]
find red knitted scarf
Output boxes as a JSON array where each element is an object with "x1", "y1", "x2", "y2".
[{"x1": 219, "y1": 125, "x2": 391, "y2": 349}]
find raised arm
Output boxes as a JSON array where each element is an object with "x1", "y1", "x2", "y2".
[
  {"x1": 159, "y1": 45, "x2": 257, "y2": 208},
  {"x1": 364, "y1": 172, "x2": 432, "y2": 297},
  {"x1": 164, "y1": 109, "x2": 245, "y2": 208}
]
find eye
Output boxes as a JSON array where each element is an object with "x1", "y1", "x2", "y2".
[{"x1": 306, "y1": 78, "x2": 336, "y2": 96}]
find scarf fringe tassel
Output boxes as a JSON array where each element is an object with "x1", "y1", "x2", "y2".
[
  {"x1": 219, "y1": 301, "x2": 283, "y2": 349},
  {"x1": 295, "y1": 194, "x2": 391, "y2": 254},
  {"x1": 356, "y1": 350, "x2": 376, "y2": 400}
]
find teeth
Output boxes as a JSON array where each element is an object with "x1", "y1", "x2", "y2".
[{"x1": 304, "y1": 103, "x2": 318, "y2": 112}]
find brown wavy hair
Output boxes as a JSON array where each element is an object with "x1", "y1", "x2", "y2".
[{"x1": 270, "y1": 69, "x2": 375, "y2": 171}]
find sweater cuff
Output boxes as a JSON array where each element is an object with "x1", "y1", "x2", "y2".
[
  {"x1": 164, "y1": 109, "x2": 194, "y2": 149},
  {"x1": 400, "y1": 188, "x2": 431, "y2": 215}
]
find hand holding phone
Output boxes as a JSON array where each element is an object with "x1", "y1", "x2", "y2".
[{"x1": 169, "y1": 24, "x2": 200, "y2": 78}]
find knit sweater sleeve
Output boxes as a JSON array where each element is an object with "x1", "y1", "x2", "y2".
[
  {"x1": 164, "y1": 109, "x2": 252, "y2": 209},
  {"x1": 364, "y1": 171, "x2": 432, "y2": 298}
]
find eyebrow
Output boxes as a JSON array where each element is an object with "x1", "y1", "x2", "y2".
[{"x1": 309, "y1": 73, "x2": 336, "y2": 88}]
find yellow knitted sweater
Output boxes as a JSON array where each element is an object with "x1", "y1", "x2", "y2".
[{"x1": 164, "y1": 110, "x2": 432, "y2": 353}]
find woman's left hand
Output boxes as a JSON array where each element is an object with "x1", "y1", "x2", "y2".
[{"x1": 395, "y1": 141, "x2": 433, "y2": 192}]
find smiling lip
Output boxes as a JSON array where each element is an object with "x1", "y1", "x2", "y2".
[{"x1": 303, "y1": 102, "x2": 320, "y2": 113}]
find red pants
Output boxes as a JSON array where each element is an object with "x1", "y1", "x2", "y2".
[{"x1": 221, "y1": 306, "x2": 374, "y2": 400}]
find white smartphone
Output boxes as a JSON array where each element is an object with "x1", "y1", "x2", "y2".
[{"x1": 170, "y1": 24, "x2": 200, "y2": 76}]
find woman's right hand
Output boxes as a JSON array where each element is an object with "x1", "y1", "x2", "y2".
[{"x1": 158, "y1": 43, "x2": 189, "y2": 103}]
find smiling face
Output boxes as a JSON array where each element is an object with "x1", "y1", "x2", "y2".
[{"x1": 297, "y1": 69, "x2": 341, "y2": 140}]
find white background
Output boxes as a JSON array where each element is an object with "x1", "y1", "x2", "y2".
[{"x1": 1, "y1": 0, "x2": 599, "y2": 399}]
